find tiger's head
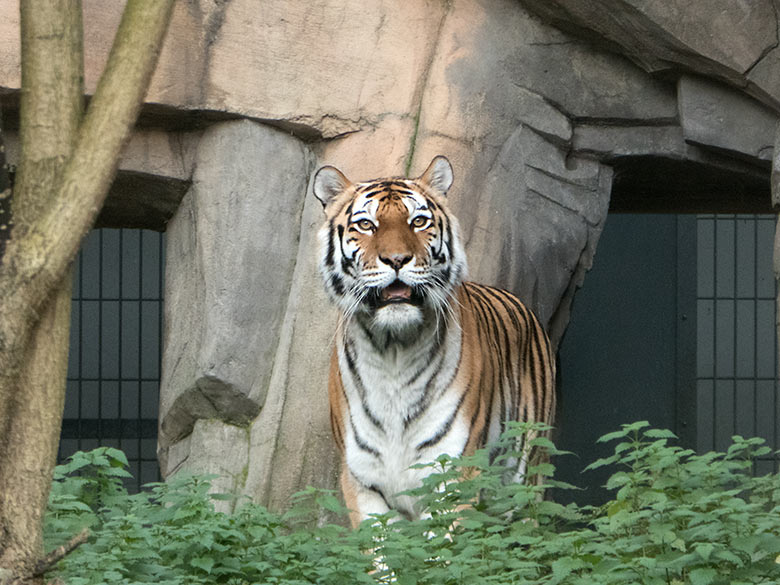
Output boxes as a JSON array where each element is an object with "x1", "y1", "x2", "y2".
[{"x1": 313, "y1": 156, "x2": 467, "y2": 340}]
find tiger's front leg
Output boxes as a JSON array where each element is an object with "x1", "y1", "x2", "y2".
[{"x1": 341, "y1": 465, "x2": 392, "y2": 528}]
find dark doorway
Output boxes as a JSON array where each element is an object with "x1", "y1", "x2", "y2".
[{"x1": 555, "y1": 212, "x2": 778, "y2": 505}]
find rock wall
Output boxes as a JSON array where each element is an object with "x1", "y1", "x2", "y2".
[{"x1": 1, "y1": 0, "x2": 776, "y2": 510}]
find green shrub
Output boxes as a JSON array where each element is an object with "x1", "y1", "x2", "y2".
[{"x1": 45, "y1": 422, "x2": 780, "y2": 584}]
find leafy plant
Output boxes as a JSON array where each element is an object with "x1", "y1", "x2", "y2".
[{"x1": 45, "y1": 422, "x2": 780, "y2": 584}]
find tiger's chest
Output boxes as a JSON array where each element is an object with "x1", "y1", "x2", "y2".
[{"x1": 337, "y1": 322, "x2": 466, "y2": 516}]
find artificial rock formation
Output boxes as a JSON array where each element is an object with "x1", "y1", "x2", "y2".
[{"x1": 0, "y1": 0, "x2": 776, "y2": 510}]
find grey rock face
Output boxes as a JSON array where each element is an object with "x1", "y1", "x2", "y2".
[
  {"x1": 241, "y1": 191, "x2": 341, "y2": 511},
  {"x1": 163, "y1": 419, "x2": 249, "y2": 513},
  {"x1": 519, "y1": 0, "x2": 780, "y2": 109},
  {"x1": 678, "y1": 76, "x2": 777, "y2": 162},
  {"x1": 464, "y1": 125, "x2": 612, "y2": 343},
  {"x1": 159, "y1": 120, "x2": 313, "y2": 463}
]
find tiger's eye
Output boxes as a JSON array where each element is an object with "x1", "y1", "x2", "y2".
[
  {"x1": 357, "y1": 219, "x2": 375, "y2": 231},
  {"x1": 411, "y1": 216, "x2": 428, "y2": 228}
]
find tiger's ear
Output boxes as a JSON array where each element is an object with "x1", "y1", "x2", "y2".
[
  {"x1": 418, "y1": 155, "x2": 454, "y2": 196},
  {"x1": 313, "y1": 165, "x2": 352, "y2": 208}
]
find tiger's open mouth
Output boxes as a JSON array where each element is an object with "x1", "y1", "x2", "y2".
[{"x1": 369, "y1": 280, "x2": 423, "y2": 308}]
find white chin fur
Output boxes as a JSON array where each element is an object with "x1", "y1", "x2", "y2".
[{"x1": 372, "y1": 303, "x2": 424, "y2": 334}]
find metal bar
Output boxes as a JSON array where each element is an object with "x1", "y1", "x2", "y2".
[
  {"x1": 118, "y1": 229, "x2": 124, "y2": 452},
  {"x1": 753, "y1": 215, "x2": 760, "y2": 473},
  {"x1": 712, "y1": 217, "x2": 718, "y2": 451},
  {"x1": 137, "y1": 230, "x2": 144, "y2": 491},
  {"x1": 98, "y1": 230, "x2": 103, "y2": 445},
  {"x1": 676, "y1": 215, "x2": 697, "y2": 448},
  {"x1": 773, "y1": 221, "x2": 779, "y2": 473},
  {"x1": 156, "y1": 231, "x2": 164, "y2": 483},
  {"x1": 732, "y1": 216, "x2": 737, "y2": 439},
  {"x1": 77, "y1": 236, "x2": 84, "y2": 454}
]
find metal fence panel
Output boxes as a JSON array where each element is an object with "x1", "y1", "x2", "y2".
[{"x1": 60, "y1": 228, "x2": 164, "y2": 491}]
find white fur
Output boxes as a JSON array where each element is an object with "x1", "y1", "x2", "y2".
[{"x1": 338, "y1": 310, "x2": 466, "y2": 521}]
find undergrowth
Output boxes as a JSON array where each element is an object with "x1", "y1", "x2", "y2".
[{"x1": 45, "y1": 422, "x2": 780, "y2": 584}]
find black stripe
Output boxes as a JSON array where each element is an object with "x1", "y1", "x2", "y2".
[
  {"x1": 341, "y1": 256, "x2": 353, "y2": 276},
  {"x1": 325, "y1": 220, "x2": 335, "y2": 267},
  {"x1": 415, "y1": 387, "x2": 468, "y2": 452},
  {"x1": 404, "y1": 327, "x2": 445, "y2": 388},
  {"x1": 471, "y1": 286, "x2": 511, "y2": 428},
  {"x1": 467, "y1": 288, "x2": 500, "y2": 448},
  {"x1": 403, "y1": 331, "x2": 448, "y2": 428},
  {"x1": 330, "y1": 274, "x2": 345, "y2": 295},
  {"x1": 483, "y1": 285, "x2": 554, "y2": 422},
  {"x1": 497, "y1": 286, "x2": 541, "y2": 420},
  {"x1": 350, "y1": 418, "x2": 381, "y2": 459},
  {"x1": 437, "y1": 218, "x2": 445, "y2": 250},
  {"x1": 404, "y1": 323, "x2": 464, "y2": 430},
  {"x1": 335, "y1": 223, "x2": 358, "y2": 278},
  {"x1": 445, "y1": 219, "x2": 454, "y2": 261},
  {"x1": 475, "y1": 285, "x2": 526, "y2": 422},
  {"x1": 368, "y1": 484, "x2": 391, "y2": 509},
  {"x1": 381, "y1": 180, "x2": 411, "y2": 188},
  {"x1": 337, "y1": 224, "x2": 347, "y2": 260},
  {"x1": 344, "y1": 340, "x2": 385, "y2": 432}
]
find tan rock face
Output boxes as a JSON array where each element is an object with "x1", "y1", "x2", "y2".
[
  {"x1": 0, "y1": 0, "x2": 444, "y2": 139},
  {"x1": 206, "y1": 0, "x2": 445, "y2": 137}
]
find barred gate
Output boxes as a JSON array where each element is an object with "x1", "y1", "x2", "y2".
[
  {"x1": 695, "y1": 214, "x2": 779, "y2": 474},
  {"x1": 557, "y1": 212, "x2": 779, "y2": 505},
  {"x1": 60, "y1": 228, "x2": 164, "y2": 491}
]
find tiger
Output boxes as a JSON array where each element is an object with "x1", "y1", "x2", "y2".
[{"x1": 312, "y1": 155, "x2": 556, "y2": 528}]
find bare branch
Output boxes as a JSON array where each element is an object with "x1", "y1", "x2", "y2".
[{"x1": 32, "y1": 528, "x2": 90, "y2": 578}]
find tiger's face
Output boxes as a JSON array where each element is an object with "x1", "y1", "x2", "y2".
[{"x1": 313, "y1": 156, "x2": 467, "y2": 339}]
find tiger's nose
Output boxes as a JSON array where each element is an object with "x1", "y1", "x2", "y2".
[{"x1": 380, "y1": 253, "x2": 413, "y2": 271}]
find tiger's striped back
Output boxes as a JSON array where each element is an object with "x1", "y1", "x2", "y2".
[
  {"x1": 312, "y1": 156, "x2": 556, "y2": 526},
  {"x1": 457, "y1": 282, "x2": 555, "y2": 459}
]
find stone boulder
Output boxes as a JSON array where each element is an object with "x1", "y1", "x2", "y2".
[{"x1": 158, "y1": 120, "x2": 313, "y2": 476}]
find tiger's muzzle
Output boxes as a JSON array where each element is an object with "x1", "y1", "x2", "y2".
[{"x1": 366, "y1": 280, "x2": 425, "y2": 310}]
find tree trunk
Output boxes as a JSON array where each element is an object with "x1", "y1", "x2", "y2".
[
  {"x1": 0, "y1": 4, "x2": 82, "y2": 579},
  {"x1": 0, "y1": 2, "x2": 175, "y2": 582}
]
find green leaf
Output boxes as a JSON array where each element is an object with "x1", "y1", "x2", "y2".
[
  {"x1": 596, "y1": 430, "x2": 631, "y2": 444},
  {"x1": 191, "y1": 556, "x2": 215, "y2": 574},
  {"x1": 689, "y1": 567, "x2": 717, "y2": 585},
  {"x1": 99, "y1": 466, "x2": 133, "y2": 478},
  {"x1": 104, "y1": 447, "x2": 129, "y2": 467},
  {"x1": 695, "y1": 542, "x2": 714, "y2": 561},
  {"x1": 551, "y1": 556, "x2": 584, "y2": 579},
  {"x1": 644, "y1": 429, "x2": 677, "y2": 439}
]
